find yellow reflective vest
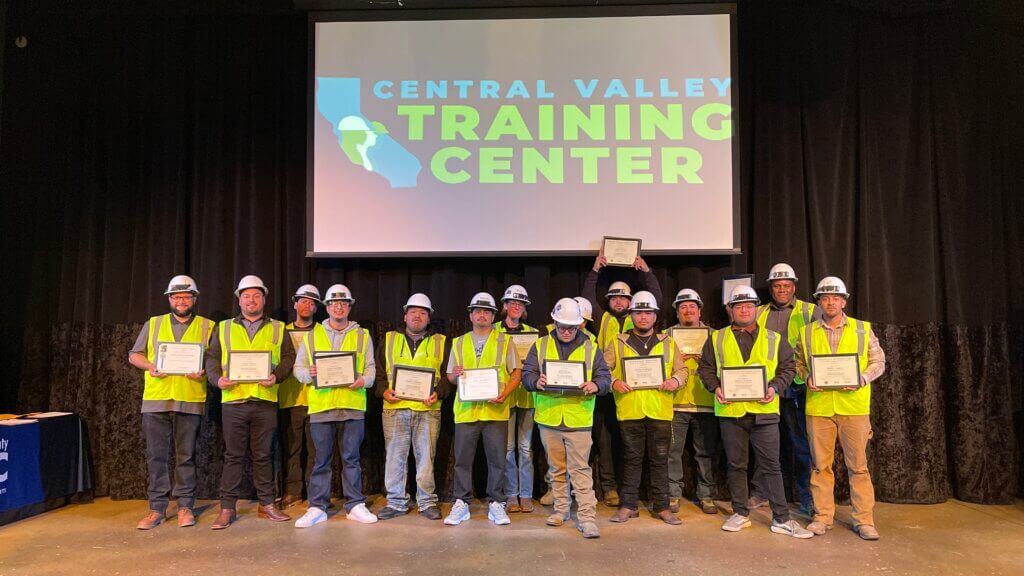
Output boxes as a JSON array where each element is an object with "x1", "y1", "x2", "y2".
[
  {"x1": 608, "y1": 334, "x2": 676, "y2": 422},
  {"x1": 304, "y1": 323, "x2": 370, "y2": 414},
  {"x1": 451, "y1": 330, "x2": 515, "y2": 424},
  {"x1": 277, "y1": 322, "x2": 313, "y2": 409},
  {"x1": 801, "y1": 317, "x2": 872, "y2": 417},
  {"x1": 664, "y1": 324, "x2": 715, "y2": 409},
  {"x1": 493, "y1": 321, "x2": 538, "y2": 409},
  {"x1": 533, "y1": 334, "x2": 598, "y2": 429},
  {"x1": 383, "y1": 330, "x2": 446, "y2": 412},
  {"x1": 143, "y1": 314, "x2": 215, "y2": 403},
  {"x1": 711, "y1": 326, "x2": 781, "y2": 417},
  {"x1": 598, "y1": 311, "x2": 634, "y2": 357},
  {"x1": 757, "y1": 299, "x2": 815, "y2": 384},
  {"x1": 218, "y1": 317, "x2": 285, "y2": 403}
]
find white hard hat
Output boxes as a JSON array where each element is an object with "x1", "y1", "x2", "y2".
[
  {"x1": 727, "y1": 285, "x2": 760, "y2": 306},
  {"x1": 813, "y1": 276, "x2": 850, "y2": 299},
  {"x1": 235, "y1": 274, "x2": 268, "y2": 297},
  {"x1": 573, "y1": 297, "x2": 594, "y2": 322},
  {"x1": 403, "y1": 293, "x2": 434, "y2": 314},
  {"x1": 501, "y1": 284, "x2": 531, "y2": 305},
  {"x1": 323, "y1": 284, "x2": 355, "y2": 305},
  {"x1": 165, "y1": 275, "x2": 199, "y2": 296},
  {"x1": 292, "y1": 284, "x2": 321, "y2": 303},
  {"x1": 672, "y1": 288, "x2": 703, "y2": 308},
  {"x1": 629, "y1": 291, "x2": 659, "y2": 312},
  {"x1": 606, "y1": 281, "x2": 632, "y2": 299},
  {"x1": 467, "y1": 292, "x2": 498, "y2": 312},
  {"x1": 766, "y1": 263, "x2": 798, "y2": 283},
  {"x1": 551, "y1": 298, "x2": 584, "y2": 326}
]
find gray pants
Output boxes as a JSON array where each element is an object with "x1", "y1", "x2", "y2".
[
  {"x1": 142, "y1": 411, "x2": 201, "y2": 514},
  {"x1": 539, "y1": 427, "x2": 597, "y2": 524},
  {"x1": 668, "y1": 411, "x2": 720, "y2": 501},
  {"x1": 453, "y1": 421, "x2": 508, "y2": 503}
]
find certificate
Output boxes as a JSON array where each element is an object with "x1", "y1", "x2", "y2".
[
  {"x1": 544, "y1": 360, "x2": 586, "y2": 390},
  {"x1": 509, "y1": 333, "x2": 540, "y2": 363},
  {"x1": 155, "y1": 342, "x2": 203, "y2": 375},
  {"x1": 392, "y1": 366, "x2": 436, "y2": 401},
  {"x1": 602, "y1": 236, "x2": 642, "y2": 267},
  {"x1": 810, "y1": 354, "x2": 861, "y2": 389},
  {"x1": 622, "y1": 355, "x2": 666, "y2": 390},
  {"x1": 288, "y1": 331, "x2": 307, "y2": 353},
  {"x1": 227, "y1": 351, "x2": 271, "y2": 382},
  {"x1": 720, "y1": 366, "x2": 768, "y2": 402},
  {"x1": 670, "y1": 327, "x2": 710, "y2": 356},
  {"x1": 314, "y1": 352, "x2": 356, "y2": 389},
  {"x1": 722, "y1": 274, "x2": 755, "y2": 306},
  {"x1": 458, "y1": 367, "x2": 501, "y2": 402}
]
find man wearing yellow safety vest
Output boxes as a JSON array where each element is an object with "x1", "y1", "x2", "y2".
[
  {"x1": 444, "y1": 292, "x2": 522, "y2": 526},
  {"x1": 605, "y1": 291, "x2": 686, "y2": 525},
  {"x1": 129, "y1": 275, "x2": 215, "y2": 530},
  {"x1": 275, "y1": 284, "x2": 321, "y2": 511},
  {"x1": 495, "y1": 284, "x2": 540, "y2": 514},
  {"x1": 750, "y1": 263, "x2": 820, "y2": 516},
  {"x1": 795, "y1": 277, "x2": 886, "y2": 541},
  {"x1": 521, "y1": 298, "x2": 611, "y2": 539},
  {"x1": 291, "y1": 284, "x2": 378, "y2": 527},
  {"x1": 696, "y1": 285, "x2": 813, "y2": 539},
  {"x1": 376, "y1": 293, "x2": 449, "y2": 522},
  {"x1": 204, "y1": 275, "x2": 296, "y2": 529},
  {"x1": 664, "y1": 288, "x2": 720, "y2": 516},
  {"x1": 583, "y1": 251, "x2": 662, "y2": 507}
]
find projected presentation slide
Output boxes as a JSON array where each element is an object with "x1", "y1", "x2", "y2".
[{"x1": 310, "y1": 8, "x2": 737, "y2": 256}]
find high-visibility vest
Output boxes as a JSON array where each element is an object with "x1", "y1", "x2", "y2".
[
  {"x1": 664, "y1": 324, "x2": 715, "y2": 408},
  {"x1": 304, "y1": 323, "x2": 370, "y2": 414},
  {"x1": 277, "y1": 322, "x2": 313, "y2": 409},
  {"x1": 143, "y1": 314, "x2": 215, "y2": 403},
  {"x1": 383, "y1": 330, "x2": 446, "y2": 412},
  {"x1": 218, "y1": 318, "x2": 285, "y2": 403},
  {"x1": 493, "y1": 321, "x2": 538, "y2": 409},
  {"x1": 757, "y1": 299, "x2": 815, "y2": 384},
  {"x1": 598, "y1": 312, "x2": 634, "y2": 357},
  {"x1": 451, "y1": 330, "x2": 514, "y2": 424},
  {"x1": 609, "y1": 335, "x2": 675, "y2": 421},
  {"x1": 801, "y1": 317, "x2": 872, "y2": 417},
  {"x1": 711, "y1": 326, "x2": 781, "y2": 417},
  {"x1": 533, "y1": 334, "x2": 598, "y2": 429}
]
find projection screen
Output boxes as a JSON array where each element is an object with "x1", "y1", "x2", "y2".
[{"x1": 309, "y1": 5, "x2": 738, "y2": 256}]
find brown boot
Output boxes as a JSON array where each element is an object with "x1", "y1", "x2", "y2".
[
  {"x1": 136, "y1": 510, "x2": 164, "y2": 530},
  {"x1": 211, "y1": 508, "x2": 235, "y2": 530},
  {"x1": 657, "y1": 509, "x2": 683, "y2": 525},
  {"x1": 506, "y1": 498, "x2": 521, "y2": 513},
  {"x1": 276, "y1": 494, "x2": 302, "y2": 510},
  {"x1": 177, "y1": 508, "x2": 196, "y2": 527},
  {"x1": 609, "y1": 507, "x2": 639, "y2": 523},
  {"x1": 519, "y1": 498, "x2": 535, "y2": 513},
  {"x1": 258, "y1": 503, "x2": 290, "y2": 522}
]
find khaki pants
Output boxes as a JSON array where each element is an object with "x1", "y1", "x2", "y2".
[
  {"x1": 807, "y1": 414, "x2": 875, "y2": 527},
  {"x1": 539, "y1": 427, "x2": 597, "y2": 524}
]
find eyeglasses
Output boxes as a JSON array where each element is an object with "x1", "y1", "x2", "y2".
[
  {"x1": 169, "y1": 295, "x2": 194, "y2": 303},
  {"x1": 554, "y1": 324, "x2": 579, "y2": 333}
]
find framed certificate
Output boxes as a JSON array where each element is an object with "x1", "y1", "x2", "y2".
[
  {"x1": 670, "y1": 327, "x2": 710, "y2": 356},
  {"x1": 227, "y1": 351, "x2": 272, "y2": 382},
  {"x1": 314, "y1": 352, "x2": 356, "y2": 389},
  {"x1": 622, "y1": 355, "x2": 666, "y2": 390},
  {"x1": 155, "y1": 342, "x2": 204, "y2": 375},
  {"x1": 392, "y1": 365, "x2": 436, "y2": 401},
  {"x1": 458, "y1": 367, "x2": 501, "y2": 402},
  {"x1": 720, "y1": 366, "x2": 768, "y2": 402},
  {"x1": 722, "y1": 274, "x2": 755, "y2": 305},
  {"x1": 810, "y1": 354, "x2": 861, "y2": 389},
  {"x1": 602, "y1": 236, "x2": 642, "y2": 267},
  {"x1": 544, "y1": 360, "x2": 586, "y2": 390},
  {"x1": 509, "y1": 333, "x2": 540, "y2": 363}
]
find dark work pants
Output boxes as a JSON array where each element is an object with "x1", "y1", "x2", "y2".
[
  {"x1": 751, "y1": 392, "x2": 813, "y2": 507},
  {"x1": 618, "y1": 418, "x2": 672, "y2": 512},
  {"x1": 668, "y1": 411, "x2": 721, "y2": 501},
  {"x1": 220, "y1": 400, "x2": 277, "y2": 509},
  {"x1": 453, "y1": 421, "x2": 508, "y2": 503},
  {"x1": 592, "y1": 394, "x2": 620, "y2": 493},
  {"x1": 308, "y1": 419, "x2": 365, "y2": 512},
  {"x1": 720, "y1": 414, "x2": 790, "y2": 523},
  {"x1": 278, "y1": 405, "x2": 313, "y2": 498},
  {"x1": 142, "y1": 411, "x2": 201, "y2": 514}
]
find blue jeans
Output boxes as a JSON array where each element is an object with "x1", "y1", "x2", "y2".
[
  {"x1": 383, "y1": 409, "x2": 441, "y2": 511},
  {"x1": 504, "y1": 407, "x2": 535, "y2": 499},
  {"x1": 308, "y1": 419, "x2": 365, "y2": 512}
]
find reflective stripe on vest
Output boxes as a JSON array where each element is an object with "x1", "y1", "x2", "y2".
[
  {"x1": 144, "y1": 314, "x2": 213, "y2": 403},
  {"x1": 534, "y1": 335, "x2": 597, "y2": 428},
  {"x1": 712, "y1": 326, "x2": 780, "y2": 418},
  {"x1": 305, "y1": 324, "x2": 369, "y2": 414},
  {"x1": 384, "y1": 331, "x2": 445, "y2": 412},
  {"x1": 219, "y1": 318, "x2": 283, "y2": 404},
  {"x1": 803, "y1": 318, "x2": 871, "y2": 417},
  {"x1": 452, "y1": 331, "x2": 512, "y2": 424},
  {"x1": 610, "y1": 335, "x2": 674, "y2": 422}
]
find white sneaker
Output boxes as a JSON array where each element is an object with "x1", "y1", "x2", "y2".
[
  {"x1": 721, "y1": 513, "x2": 752, "y2": 532},
  {"x1": 771, "y1": 519, "x2": 814, "y2": 539},
  {"x1": 294, "y1": 507, "x2": 327, "y2": 528},
  {"x1": 346, "y1": 503, "x2": 378, "y2": 524},
  {"x1": 444, "y1": 499, "x2": 471, "y2": 526},
  {"x1": 488, "y1": 501, "x2": 511, "y2": 525}
]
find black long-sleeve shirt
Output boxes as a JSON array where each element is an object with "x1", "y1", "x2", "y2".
[{"x1": 696, "y1": 324, "x2": 795, "y2": 396}]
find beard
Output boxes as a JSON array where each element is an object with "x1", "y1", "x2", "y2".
[{"x1": 170, "y1": 303, "x2": 194, "y2": 318}]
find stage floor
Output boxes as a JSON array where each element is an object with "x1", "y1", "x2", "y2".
[{"x1": 1, "y1": 497, "x2": 1021, "y2": 575}]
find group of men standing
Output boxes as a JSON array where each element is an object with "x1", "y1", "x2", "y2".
[{"x1": 129, "y1": 256, "x2": 884, "y2": 541}]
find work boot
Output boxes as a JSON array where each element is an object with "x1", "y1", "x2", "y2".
[
  {"x1": 855, "y1": 524, "x2": 880, "y2": 541},
  {"x1": 539, "y1": 489, "x2": 554, "y2": 506},
  {"x1": 546, "y1": 513, "x2": 566, "y2": 526},
  {"x1": 136, "y1": 510, "x2": 164, "y2": 530},
  {"x1": 807, "y1": 520, "x2": 831, "y2": 535},
  {"x1": 211, "y1": 508, "x2": 236, "y2": 530},
  {"x1": 609, "y1": 507, "x2": 638, "y2": 523},
  {"x1": 700, "y1": 500, "x2": 718, "y2": 514},
  {"x1": 657, "y1": 510, "x2": 682, "y2": 525},
  {"x1": 604, "y1": 490, "x2": 620, "y2": 507},
  {"x1": 519, "y1": 498, "x2": 535, "y2": 513},
  {"x1": 177, "y1": 508, "x2": 196, "y2": 528},
  {"x1": 669, "y1": 497, "x2": 680, "y2": 513},
  {"x1": 258, "y1": 503, "x2": 290, "y2": 522},
  {"x1": 506, "y1": 497, "x2": 521, "y2": 513},
  {"x1": 578, "y1": 521, "x2": 601, "y2": 539}
]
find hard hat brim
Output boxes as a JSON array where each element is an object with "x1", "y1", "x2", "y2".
[
  {"x1": 814, "y1": 291, "x2": 850, "y2": 299},
  {"x1": 467, "y1": 305, "x2": 498, "y2": 312},
  {"x1": 728, "y1": 297, "x2": 760, "y2": 306},
  {"x1": 673, "y1": 298, "x2": 702, "y2": 308},
  {"x1": 403, "y1": 304, "x2": 434, "y2": 314},
  {"x1": 502, "y1": 297, "x2": 531, "y2": 305}
]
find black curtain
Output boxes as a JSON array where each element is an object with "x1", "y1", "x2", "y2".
[{"x1": 1, "y1": 1, "x2": 1021, "y2": 505}]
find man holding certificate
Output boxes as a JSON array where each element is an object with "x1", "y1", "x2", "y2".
[
  {"x1": 204, "y1": 275, "x2": 296, "y2": 529},
  {"x1": 129, "y1": 275, "x2": 215, "y2": 530},
  {"x1": 291, "y1": 284, "x2": 378, "y2": 527},
  {"x1": 520, "y1": 298, "x2": 611, "y2": 539},
  {"x1": 696, "y1": 285, "x2": 812, "y2": 539},
  {"x1": 795, "y1": 277, "x2": 886, "y2": 541},
  {"x1": 604, "y1": 291, "x2": 687, "y2": 525},
  {"x1": 444, "y1": 292, "x2": 522, "y2": 527},
  {"x1": 376, "y1": 293, "x2": 448, "y2": 522},
  {"x1": 663, "y1": 288, "x2": 720, "y2": 515}
]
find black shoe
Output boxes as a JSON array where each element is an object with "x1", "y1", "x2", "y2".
[
  {"x1": 419, "y1": 506, "x2": 442, "y2": 521},
  {"x1": 377, "y1": 506, "x2": 408, "y2": 520}
]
